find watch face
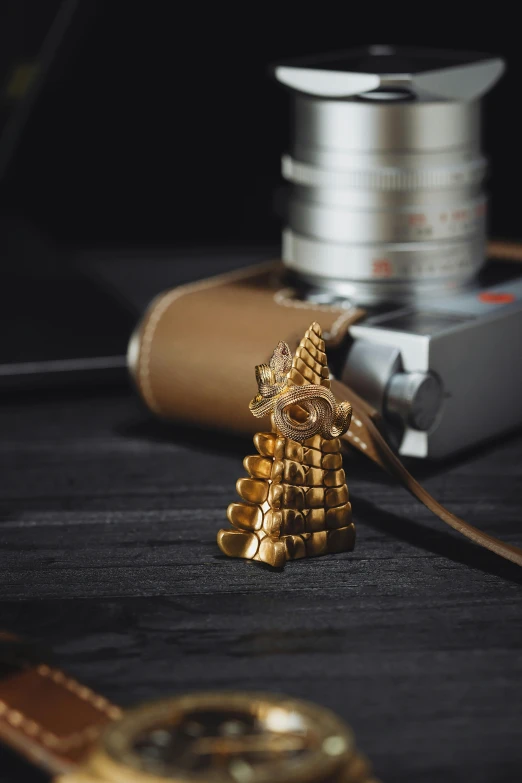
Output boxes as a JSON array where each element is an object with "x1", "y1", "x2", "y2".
[
  {"x1": 99, "y1": 693, "x2": 354, "y2": 783},
  {"x1": 132, "y1": 707, "x2": 309, "y2": 775}
]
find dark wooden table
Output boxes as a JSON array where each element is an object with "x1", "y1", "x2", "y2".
[{"x1": 1, "y1": 254, "x2": 521, "y2": 783}]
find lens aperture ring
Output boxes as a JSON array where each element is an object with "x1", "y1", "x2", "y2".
[{"x1": 288, "y1": 196, "x2": 486, "y2": 244}]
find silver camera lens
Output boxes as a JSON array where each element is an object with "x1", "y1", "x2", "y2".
[{"x1": 275, "y1": 47, "x2": 504, "y2": 304}]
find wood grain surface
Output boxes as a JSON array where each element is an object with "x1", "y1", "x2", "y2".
[{"x1": 0, "y1": 255, "x2": 521, "y2": 782}]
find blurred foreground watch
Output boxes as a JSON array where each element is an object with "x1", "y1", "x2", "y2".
[{"x1": 0, "y1": 633, "x2": 377, "y2": 783}]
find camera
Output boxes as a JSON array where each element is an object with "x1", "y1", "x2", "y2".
[
  {"x1": 275, "y1": 46, "x2": 522, "y2": 458},
  {"x1": 129, "y1": 46, "x2": 522, "y2": 462}
]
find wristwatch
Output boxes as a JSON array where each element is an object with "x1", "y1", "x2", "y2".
[{"x1": 0, "y1": 633, "x2": 378, "y2": 783}]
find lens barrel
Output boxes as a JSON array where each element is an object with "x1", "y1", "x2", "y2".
[{"x1": 277, "y1": 50, "x2": 504, "y2": 304}]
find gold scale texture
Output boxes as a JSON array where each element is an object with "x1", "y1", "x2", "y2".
[{"x1": 217, "y1": 322, "x2": 355, "y2": 568}]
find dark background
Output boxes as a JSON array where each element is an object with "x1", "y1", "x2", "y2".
[
  {"x1": 1, "y1": 3, "x2": 521, "y2": 251},
  {"x1": 1, "y1": 8, "x2": 522, "y2": 783}
]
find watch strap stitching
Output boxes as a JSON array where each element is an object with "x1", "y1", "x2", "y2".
[
  {"x1": 0, "y1": 663, "x2": 121, "y2": 751},
  {"x1": 35, "y1": 664, "x2": 121, "y2": 720},
  {"x1": 0, "y1": 701, "x2": 102, "y2": 751}
]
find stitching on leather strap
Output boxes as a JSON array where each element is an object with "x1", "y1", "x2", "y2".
[
  {"x1": 0, "y1": 665, "x2": 121, "y2": 752},
  {"x1": 0, "y1": 702, "x2": 102, "y2": 750},
  {"x1": 35, "y1": 665, "x2": 121, "y2": 719},
  {"x1": 346, "y1": 428, "x2": 368, "y2": 451}
]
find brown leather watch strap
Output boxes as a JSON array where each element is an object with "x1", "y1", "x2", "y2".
[{"x1": 0, "y1": 632, "x2": 121, "y2": 774}]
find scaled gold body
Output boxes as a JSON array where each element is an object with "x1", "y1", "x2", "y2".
[{"x1": 218, "y1": 323, "x2": 355, "y2": 568}]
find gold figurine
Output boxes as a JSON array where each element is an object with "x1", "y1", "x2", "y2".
[{"x1": 217, "y1": 322, "x2": 355, "y2": 568}]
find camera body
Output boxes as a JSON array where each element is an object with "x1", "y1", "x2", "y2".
[
  {"x1": 275, "y1": 47, "x2": 522, "y2": 458},
  {"x1": 339, "y1": 267, "x2": 522, "y2": 457}
]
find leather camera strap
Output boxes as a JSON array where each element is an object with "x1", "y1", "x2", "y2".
[
  {"x1": 131, "y1": 244, "x2": 522, "y2": 568},
  {"x1": 0, "y1": 632, "x2": 121, "y2": 774},
  {"x1": 331, "y1": 379, "x2": 522, "y2": 567}
]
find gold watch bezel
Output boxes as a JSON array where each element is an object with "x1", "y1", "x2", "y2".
[{"x1": 64, "y1": 692, "x2": 355, "y2": 783}]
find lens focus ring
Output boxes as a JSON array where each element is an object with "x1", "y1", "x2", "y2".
[
  {"x1": 282, "y1": 94, "x2": 489, "y2": 304},
  {"x1": 283, "y1": 155, "x2": 487, "y2": 191}
]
